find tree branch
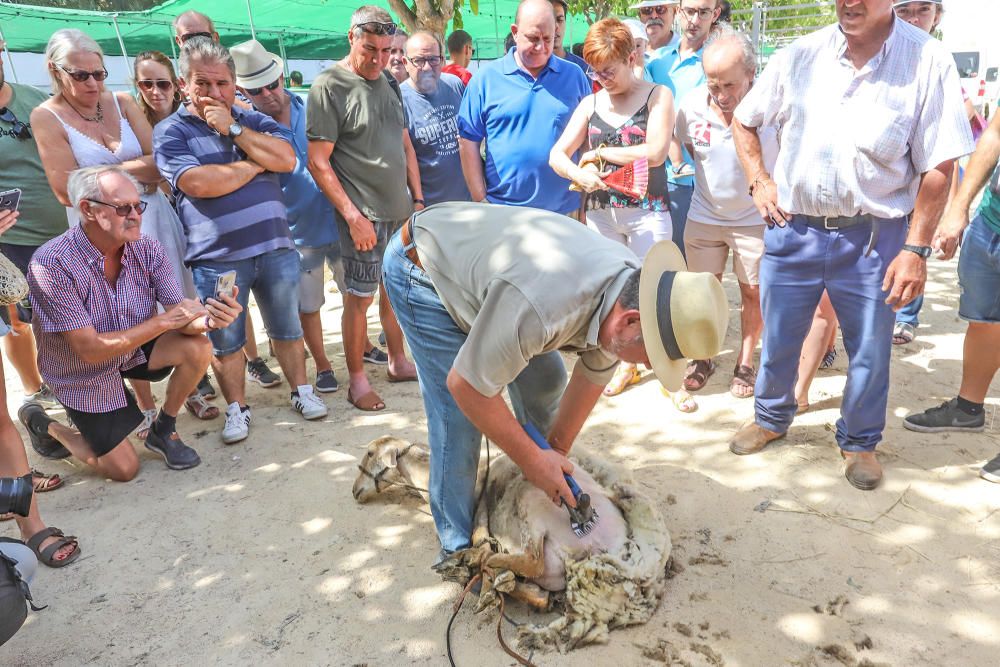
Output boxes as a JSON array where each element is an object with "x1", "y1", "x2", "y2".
[{"x1": 386, "y1": 0, "x2": 420, "y2": 32}]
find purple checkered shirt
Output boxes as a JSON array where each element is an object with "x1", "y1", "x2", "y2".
[{"x1": 28, "y1": 225, "x2": 184, "y2": 413}]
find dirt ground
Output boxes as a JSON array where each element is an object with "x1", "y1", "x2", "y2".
[{"x1": 3, "y1": 258, "x2": 999, "y2": 666}]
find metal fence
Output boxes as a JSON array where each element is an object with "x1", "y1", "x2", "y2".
[{"x1": 731, "y1": 0, "x2": 838, "y2": 68}]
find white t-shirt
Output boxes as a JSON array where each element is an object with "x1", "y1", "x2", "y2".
[{"x1": 676, "y1": 85, "x2": 779, "y2": 227}]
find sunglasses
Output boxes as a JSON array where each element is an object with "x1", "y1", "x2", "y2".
[
  {"x1": 59, "y1": 65, "x2": 109, "y2": 82},
  {"x1": 86, "y1": 199, "x2": 148, "y2": 217},
  {"x1": 0, "y1": 107, "x2": 31, "y2": 140},
  {"x1": 137, "y1": 79, "x2": 173, "y2": 92},
  {"x1": 353, "y1": 21, "x2": 398, "y2": 36},
  {"x1": 586, "y1": 67, "x2": 617, "y2": 82},
  {"x1": 406, "y1": 56, "x2": 443, "y2": 68},
  {"x1": 179, "y1": 31, "x2": 214, "y2": 44},
  {"x1": 639, "y1": 6, "x2": 671, "y2": 16},
  {"x1": 244, "y1": 78, "x2": 282, "y2": 96}
]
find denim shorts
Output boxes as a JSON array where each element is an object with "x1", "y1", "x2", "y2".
[
  {"x1": 336, "y1": 216, "x2": 405, "y2": 297},
  {"x1": 191, "y1": 248, "x2": 303, "y2": 355},
  {"x1": 958, "y1": 214, "x2": 1000, "y2": 323},
  {"x1": 298, "y1": 244, "x2": 346, "y2": 313}
]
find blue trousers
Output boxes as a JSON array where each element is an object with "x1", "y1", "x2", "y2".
[
  {"x1": 668, "y1": 182, "x2": 693, "y2": 257},
  {"x1": 382, "y1": 232, "x2": 567, "y2": 552},
  {"x1": 754, "y1": 217, "x2": 906, "y2": 452}
]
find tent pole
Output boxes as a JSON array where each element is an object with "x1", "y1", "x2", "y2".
[
  {"x1": 277, "y1": 33, "x2": 289, "y2": 80},
  {"x1": 492, "y1": 0, "x2": 499, "y2": 57},
  {"x1": 0, "y1": 23, "x2": 18, "y2": 83},
  {"x1": 168, "y1": 24, "x2": 178, "y2": 65},
  {"x1": 245, "y1": 0, "x2": 257, "y2": 40},
  {"x1": 111, "y1": 14, "x2": 130, "y2": 78}
]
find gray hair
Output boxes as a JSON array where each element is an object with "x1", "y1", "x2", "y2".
[
  {"x1": 179, "y1": 38, "x2": 235, "y2": 80},
  {"x1": 45, "y1": 29, "x2": 104, "y2": 93},
  {"x1": 172, "y1": 10, "x2": 215, "y2": 34},
  {"x1": 616, "y1": 268, "x2": 641, "y2": 312},
  {"x1": 350, "y1": 5, "x2": 394, "y2": 38},
  {"x1": 68, "y1": 166, "x2": 141, "y2": 214},
  {"x1": 704, "y1": 25, "x2": 756, "y2": 73}
]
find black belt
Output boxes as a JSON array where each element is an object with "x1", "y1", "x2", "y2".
[{"x1": 800, "y1": 213, "x2": 877, "y2": 230}]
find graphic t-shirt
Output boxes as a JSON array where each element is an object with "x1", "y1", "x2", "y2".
[{"x1": 402, "y1": 74, "x2": 471, "y2": 205}]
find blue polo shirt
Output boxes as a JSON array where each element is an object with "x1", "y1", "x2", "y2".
[
  {"x1": 643, "y1": 32, "x2": 681, "y2": 70},
  {"x1": 647, "y1": 42, "x2": 706, "y2": 187},
  {"x1": 153, "y1": 104, "x2": 294, "y2": 263},
  {"x1": 275, "y1": 91, "x2": 338, "y2": 249},
  {"x1": 562, "y1": 50, "x2": 589, "y2": 75},
  {"x1": 457, "y1": 48, "x2": 590, "y2": 213}
]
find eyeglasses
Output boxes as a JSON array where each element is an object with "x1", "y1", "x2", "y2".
[
  {"x1": 639, "y1": 6, "x2": 671, "y2": 16},
  {"x1": 59, "y1": 65, "x2": 109, "y2": 82},
  {"x1": 586, "y1": 67, "x2": 617, "y2": 82},
  {"x1": 137, "y1": 79, "x2": 173, "y2": 92},
  {"x1": 86, "y1": 199, "x2": 148, "y2": 217},
  {"x1": 679, "y1": 7, "x2": 717, "y2": 21},
  {"x1": 406, "y1": 56, "x2": 443, "y2": 68},
  {"x1": 0, "y1": 107, "x2": 31, "y2": 140},
  {"x1": 353, "y1": 21, "x2": 398, "y2": 36},
  {"x1": 179, "y1": 31, "x2": 214, "y2": 44},
  {"x1": 244, "y1": 78, "x2": 282, "y2": 96}
]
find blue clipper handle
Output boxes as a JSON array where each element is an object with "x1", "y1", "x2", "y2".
[{"x1": 522, "y1": 422, "x2": 583, "y2": 499}]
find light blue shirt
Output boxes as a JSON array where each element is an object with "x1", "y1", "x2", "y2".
[
  {"x1": 647, "y1": 41, "x2": 707, "y2": 187},
  {"x1": 457, "y1": 48, "x2": 590, "y2": 213}
]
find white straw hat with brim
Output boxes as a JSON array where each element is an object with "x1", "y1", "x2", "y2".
[
  {"x1": 622, "y1": 18, "x2": 649, "y2": 42},
  {"x1": 638, "y1": 241, "x2": 729, "y2": 391},
  {"x1": 230, "y1": 39, "x2": 284, "y2": 89},
  {"x1": 629, "y1": 0, "x2": 679, "y2": 9}
]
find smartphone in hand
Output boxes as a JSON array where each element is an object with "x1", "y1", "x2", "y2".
[
  {"x1": 214, "y1": 270, "x2": 237, "y2": 300},
  {"x1": 0, "y1": 189, "x2": 22, "y2": 213}
]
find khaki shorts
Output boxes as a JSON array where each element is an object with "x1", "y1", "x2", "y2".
[{"x1": 683, "y1": 219, "x2": 766, "y2": 285}]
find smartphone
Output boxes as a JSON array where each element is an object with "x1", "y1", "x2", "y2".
[
  {"x1": 0, "y1": 188, "x2": 21, "y2": 213},
  {"x1": 214, "y1": 270, "x2": 237, "y2": 300}
]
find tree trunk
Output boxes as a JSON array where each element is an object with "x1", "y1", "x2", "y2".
[{"x1": 385, "y1": 0, "x2": 456, "y2": 40}]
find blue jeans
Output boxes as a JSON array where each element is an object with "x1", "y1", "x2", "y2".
[
  {"x1": 382, "y1": 232, "x2": 566, "y2": 552},
  {"x1": 958, "y1": 214, "x2": 1000, "y2": 322},
  {"x1": 895, "y1": 294, "x2": 923, "y2": 327},
  {"x1": 191, "y1": 248, "x2": 303, "y2": 356},
  {"x1": 668, "y1": 182, "x2": 693, "y2": 257},
  {"x1": 755, "y1": 216, "x2": 906, "y2": 452}
]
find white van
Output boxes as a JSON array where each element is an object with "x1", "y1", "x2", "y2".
[{"x1": 953, "y1": 50, "x2": 999, "y2": 117}]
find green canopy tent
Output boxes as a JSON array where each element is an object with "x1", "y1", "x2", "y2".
[{"x1": 0, "y1": 0, "x2": 593, "y2": 67}]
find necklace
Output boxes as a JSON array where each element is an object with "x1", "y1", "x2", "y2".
[{"x1": 63, "y1": 95, "x2": 103, "y2": 123}]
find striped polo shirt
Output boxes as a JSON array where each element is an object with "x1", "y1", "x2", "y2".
[
  {"x1": 153, "y1": 104, "x2": 294, "y2": 263},
  {"x1": 28, "y1": 225, "x2": 184, "y2": 412}
]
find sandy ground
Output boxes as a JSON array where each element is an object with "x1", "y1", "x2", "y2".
[{"x1": 3, "y1": 257, "x2": 1000, "y2": 667}]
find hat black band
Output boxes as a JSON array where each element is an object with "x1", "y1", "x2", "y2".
[
  {"x1": 656, "y1": 271, "x2": 684, "y2": 361},
  {"x1": 241, "y1": 59, "x2": 278, "y2": 79}
]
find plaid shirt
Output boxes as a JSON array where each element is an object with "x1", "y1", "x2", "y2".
[
  {"x1": 734, "y1": 18, "x2": 975, "y2": 219},
  {"x1": 28, "y1": 225, "x2": 183, "y2": 412}
]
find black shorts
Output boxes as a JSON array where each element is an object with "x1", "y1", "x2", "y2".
[
  {"x1": 62, "y1": 336, "x2": 173, "y2": 457},
  {"x1": 0, "y1": 243, "x2": 40, "y2": 325}
]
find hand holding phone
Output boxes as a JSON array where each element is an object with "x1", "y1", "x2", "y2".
[
  {"x1": 214, "y1": 270, "x2": 237, "y2": 300},
  {"x1": 0, "y1": 189, "x2": 22, "y2": 213}
]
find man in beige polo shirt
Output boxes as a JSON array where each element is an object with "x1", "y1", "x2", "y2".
[{"x1": 382, "y1": 201, "x2": 728, "y2": 564}]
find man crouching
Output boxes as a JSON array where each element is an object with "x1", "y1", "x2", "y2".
[{"x1": 19, "y1": 166, "x2": 241, "y2": 479}]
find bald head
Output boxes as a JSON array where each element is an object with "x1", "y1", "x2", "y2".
[
  {"x1": 702, "y1": 30, "x2": 756, "y2": 113},
  {"x1": 515, "y1": 0, "x2": 556, "y2": 27}
]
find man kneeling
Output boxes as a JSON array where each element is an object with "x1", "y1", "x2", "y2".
[{"x1": 19, "y1": 166, "x2": 241, "y2": 479}]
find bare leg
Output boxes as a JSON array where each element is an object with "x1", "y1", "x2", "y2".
[
  {"x1": 300, "y1": 310, "x2": 332, "y2": 374},
  {"x1": 957, "y1": 322, "x2": 1000, "y2": 404},
  {"x1": 344, "y1": 292, "x2": 377, "y2": 400},
  {"x1": 129, "y1": 379, "x2": 156, "y2": 412},
  {"x1": 379, "y1": 281, "x2": 416, "y2": 380},
  {"x1": 738, "y1": 281, "x2": 763, "y2": 368},
  {"x1": 46, "y1": 423, "x2": 139, "y2": 482},
  {"x1": 147, "y1": 331, "x2": 213, "y2": 417},
  {"x1": 213, "y1": 350, "x2": 247, "y2": 407},
  {"x1": 243, "y1": 312, "x2": 259, "y2": 361},
  {"x1": 2, "y1": 308, "x2": 43, "y2": 394},
  {"x1": 0, "y1": 367, "x2": 75, "y2": 560},
  {"x1": 794, "y1": 291, "x2": 837, "y2": 410},
  {"x1": 271, "y1": 338, "x2": 308, "y2": 388}
]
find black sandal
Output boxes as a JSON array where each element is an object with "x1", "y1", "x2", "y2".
[{"x1": 26, "y1": 527, "x2": 81, "y2": 569}]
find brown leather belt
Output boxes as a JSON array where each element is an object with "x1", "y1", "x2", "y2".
[{"x1": 400, "y1": 218, "x2": 424, "y2": 271}]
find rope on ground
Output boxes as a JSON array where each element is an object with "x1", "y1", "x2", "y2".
[
  {"x1": 446, "y1": 573, "x2": 482, "y2": 667},
  {"x1": 496, "y1": 593, "x2": 538, "y2": 667}
]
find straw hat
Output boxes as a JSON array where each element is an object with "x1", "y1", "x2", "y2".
[
  {"x1": 638, "y1": 241, "x2": 729, "y2": 391},
  {"x1": 230, "y1": 39, "x2": 284, "y2": 89},
  {"x1": 629, "y1": 0, "x2": 679, "y2": 9}
]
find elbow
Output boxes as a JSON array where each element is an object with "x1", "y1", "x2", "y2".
[{"x1": 274, "y1": 147, "x2": 296, "y2": 173}]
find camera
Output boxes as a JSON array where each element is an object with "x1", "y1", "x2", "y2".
[{"x1": 0, "y1": 474, "x2": 33, "y2": 517}]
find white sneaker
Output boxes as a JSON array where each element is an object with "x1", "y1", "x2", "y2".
[
  {"x1": 292, "y1": 385, "x2": 328, "y2": 420},
  {"x1": 222, "y1": 402, "x2": 251, "y2": 444}
]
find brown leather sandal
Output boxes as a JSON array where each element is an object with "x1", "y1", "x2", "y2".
[
  {"x1": 730, "y1": 365, "x2": 756, "y2": 399},
  {"x1": 683, "y1": 359, "x2": 716, "y2": 392},
  {"x1": 26, "y1": 527, "x2": 81, "y2": 568}
]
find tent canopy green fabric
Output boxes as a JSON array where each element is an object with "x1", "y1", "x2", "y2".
[{"x1": 0, "y1": 0, "x2": 592, "y2": 61}]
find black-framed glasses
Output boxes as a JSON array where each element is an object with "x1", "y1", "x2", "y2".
[
  {"x1": 137, "y1": 79, "x2": 173, "y2": 92},
  {"x1": 58, "y1": 65, "x2": 109, "y2": 82},
  {"x1": 0, "y1": 107, "x2": 31, "y2": 140},
  {"x1": 353, "y1": 21, "x2": 398, "y2": 36},
  {"x1": 406, "y1": 56, "x2": 443, "y2": 68},
  {"x1": 245, "y1": 78, "x2": 282, "y2": 96},
  {"x1": 86, "y1": 199, "x2": 147, "y2": 217},
  {"x1": 586, "y1": 67, "x2": 617, "y2": 82},
  {"x1": 639, "y1": 6, "x2": 671, "y2": 16},
  {"x1": 179, "y1": 31, "x2": 214, "y2": 44},
  {"x1": 679, "y1": 7, "x2": 716, "y2": 21}
]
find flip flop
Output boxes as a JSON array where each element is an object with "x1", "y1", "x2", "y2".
[
  {"x1": 661, "y1": 387, "x2": 698, "y2": 413},
  {"x1": 386, "y1": 371, "x2": 418, "y2": 383},
  {"x1": 892, "y1": 322, "x2": 915, "y2": 346},
  {"x1": 603, "y1": 364, "x2": 641, "y2": 397},
  {"x1": 348, "y1": 388, "x2": 386, "y2": 412},
  {"x1": 26, "y1": 526, "x2": 81, "y2": 568}
]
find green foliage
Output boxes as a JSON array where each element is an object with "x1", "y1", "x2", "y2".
[
  {"x1": 15, "y1": 0, "x2": 160, "y2": 10},
  {"x1": 568, "y1": 0, "x2": 633, "y2": 25}
]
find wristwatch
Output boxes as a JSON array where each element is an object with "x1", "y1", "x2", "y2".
[
  {"x1": 228, "y1": 122, "x2": 244, "y2": 138},
  {"x1": 902, "y1": 244, "x2": 932, "y2": 259}
]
